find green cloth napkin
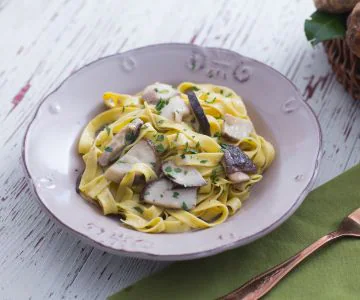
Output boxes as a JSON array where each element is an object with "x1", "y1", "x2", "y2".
[{"x1": 110, "y1": 164, "x2": 360, "y2": 300}]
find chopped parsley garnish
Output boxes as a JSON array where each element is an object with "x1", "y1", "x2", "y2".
[
  {"x1": 105, "y1": 125, "x2": 111, "y2": 135},
  {"x1": 154, "y1": 88, "x2": 158, "y2": 92},
  {"x1": 200, "y1": 160, "x2": 208, "y2": 164},
  {"x1": 158, "y1": 89, "x2": 169, "y2": 94},
  {"x1": 156, "y1": 134, "x2": 165, "y2": 142},
  {"x1": 180, "y1": 154, "x2": 186, "y2": 159},
  {"x1": 141, "y1": 124, "x2": 148, "y2": 129},
  {"x1": 158, "y1": 120, "x2": 165, "y2": 124},
  {"x1": 188, "y1": 149, "x2": 198, "y2": 154},
  {"x1": 150, "y1": 162, "x2": 156, "y2": 168},
  {"x1": 160, "y1": 194, "x2": 164, "y2": 198},
  {"x1": 173, "y1": 192, "x2": 180, "y2": 199},
  {"x1": 122, "y1": 106, "x2": 126, "y2": 112},
  {"x1": 220, "y1": 143, "x2": 228, "y2": 149},
  {"x1": 214, "y1": 132, "x2": 221, "y2": 138},
  {"x1": 184, "y1": 170, "x2": 188, "y2": 175},
  {"x1": 104, "y1": 146, "x2": 113, "y2": 152},
  {"x1": 226, "y1": 92, "x2": 233, "y2": 97},
  {"x1": 144, "y1": 191, "x2": 150, "y2": 196},
  {"x1": 125, "y1": 132, "x2": 136, "y2": 143},
  {"x1": 165, "y1": 166, "x2": 172, "y2": 173},
  {"x1": 181, "y1": 202, "x2": 189, "y2": 210},
  {"x1": 188, "y1": 86, "x2": 200, "y2": 91},
  {"x1": 156, "y1": 144, "x2": 165, "y2": 153},
  {"x1": 196, "y1": 141, "x2": 200, "y2": 148},
  {"x1": 210, "y1": 169, "x2": 218, "y2": 183},
  {"x1": 134, "y1": 206, "x2": 143, "y2": 214},
  {"x1": 220, "y1": 89, "x2": 224, "y2": 95},
  {"x1": 174, "y1": 168, "x2": 182, "y2": 173},
  {"x1": 155, "y1": 99, "x2": 169, "y2": 112},
  {"x1": 205, "y1": 97, "x2": 216, "y2": 104},
  {"x1": 175, "y1": 133, "x2": 179, "y2": 141}
]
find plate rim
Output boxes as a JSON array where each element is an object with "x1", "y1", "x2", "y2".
[{"x1": 22, "y1": 43, "x2": 322, "y2": 260}]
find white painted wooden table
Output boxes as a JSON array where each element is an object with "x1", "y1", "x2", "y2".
[{"x1": 1, "y1": 0, "x2": 359, "y2": 299}]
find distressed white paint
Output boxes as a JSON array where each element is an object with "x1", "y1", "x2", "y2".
[{"x1": 0, "y1": 0, "x2": 359, "y2": 299}]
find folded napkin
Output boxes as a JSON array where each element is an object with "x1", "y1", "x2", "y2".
[{"x1": 110, "y1": 164, "x2": 360, "y2": 300}]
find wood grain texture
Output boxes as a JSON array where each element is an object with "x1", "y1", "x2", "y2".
[{"x1": 0, "y1": 0, "x2": 359, "y2": 299}]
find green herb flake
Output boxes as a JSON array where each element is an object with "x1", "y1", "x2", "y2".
[
  {"x1": 180, "y1": 154, "x2": 186, "y2": 159},
  {"x1": 150, "y1": 162, "x2": 156, "y2": 168},
  {"x1": 220, "y1": 89, "x2": 224, "y2": 95},
  {"x1": 165, "y1": 166, "x2": 172, "y2": 173},
  {"x1": 200, "y1": 160, "x2": 208, "y2": 164},
  {"x1": 174, "y1": 168, "x2": 182, "y2": 173},
  {"x1": 188, "y1": 149, "x2": 198, "y2": 154},
  {"x1": 134, "y1": 206, "x2": 143, "y2": 214},
  {"x1": 141, "y1": 124, "x2": 148, "y2": 129},
  {"x1": 105, "y1": 125, "x2": 111, "y2": 135},
  {"x1": 214, "y1": 132, "x2": 221, "y2": 138},
  {"x1": 226, "y1": 92, "x2": 233, "y2": 97},
  {"x1": 189, "y1": 86, "x2": 200, "y2": 91},
  {"x1": 158, "y1": 120, "x2": 165, "y2": 124},
  {"x1": 196, "y1": 141, "x2": 200, "y2": 148},
  {"x1": 155, "y1": 99, "x2": 169, "y2": 112},
  {"x1": 156, "y1": 134, "x2": 165, "y2": 142},
  {"x1": 144, "y1": 191, "x2": 150, "y2": 196},
  {"x1": 181, "y1": 202, "x2": 189, "y2": 210},
  {"x1": 125, "y1": 132, "x2": 136, "y2": 143},
  {"x1": 205, "y1": 97, "x2": 216, "y2": 104},
  {"x1": 160, "y1": 194, "x2": 164, "y2": 198},
  {"x1": 175, "y1": 133, "x2": 179, "y2": 141},
  {"x1": 154, "y1": 88, "x2": 159, "y2": 92},
  {"x1": 184, "y1": 170, "x2": 188, "y2": 175},
  {"x1": 210, "y1": 169, "x2": 218, "y2": 183},
  {"x1": 158, "y1": 89, "x2": 169, "y2": 94},
  {"x1": 156, "y1": 144, "x2": 165, "y2": 153},
  {"x1": 304, "y1": 11, "x2": 347, "y2": 46},
  {"x1": 173, "y1": 192, "x2": 180, "y2": 199},
  {"x1": 104, "y1": 146, "x2": 113, "y2": 152}
]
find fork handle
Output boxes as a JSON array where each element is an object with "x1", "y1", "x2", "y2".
[{"x1": 221, "y1": 231, "x2": 343, "y2": 300}]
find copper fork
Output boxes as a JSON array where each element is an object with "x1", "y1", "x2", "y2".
[{"x1": 220, "y1": 208, "x2": 360, "y2": 300}]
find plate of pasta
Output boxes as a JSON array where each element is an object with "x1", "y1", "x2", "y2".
[{"x1": 23, "y1": 44, "x2": 321, "y2": 260}]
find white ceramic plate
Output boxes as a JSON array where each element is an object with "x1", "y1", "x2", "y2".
[{"x1": 23, "y1": 43, "x2": 321, "y2": 260}]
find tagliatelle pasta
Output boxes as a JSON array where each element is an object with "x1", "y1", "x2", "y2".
[{"x1": 77, "y1": 82, "x2": 275, "y2": 233}]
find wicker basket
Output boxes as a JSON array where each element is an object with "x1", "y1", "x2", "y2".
[{"x1": 323, "y1": 38, "x2": 360, "y2": 100}]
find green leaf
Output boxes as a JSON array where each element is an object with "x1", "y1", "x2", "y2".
[
  {"x1": 304, "y1": 11, "x2": 347, "y2": 46},
  {"x1": 104, "y1": 146, "x2": 113, "y2": 152},
  {"x1": 173, "y1": 192, "x2": 180, "y2": 199}
]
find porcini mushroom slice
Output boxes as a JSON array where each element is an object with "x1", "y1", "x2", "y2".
[
  {"x1": 228, "y1": 171, "x2": 250, "y2": 183},
  {"x1": 222, "y1": 114, "x2": 254, "y2": 142},
  {"x1": 160, "y1": 96, "x2": 190, "y2": 123},
  {"x1": 222, "y1": 144, "x2": 257, "y2": 176},
  {"x1": 141, "y1": 178, "x2": 197, "y2": 210},
  {"x1": 142, "y1": 83, "x2": 177, "y2": 105},
  {"x1": 98, "y1": 118, "x2": 143, "y2": 167},
  {"x1": 104, "y1": 139, "x2": 159, "y2": 183},
  {"x1": 162, "y1": 160, "x2": 206, "y2": 187},
  {"x1": 186, "y1": 90, "x2": 211, "y2": 136}
]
